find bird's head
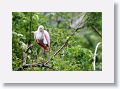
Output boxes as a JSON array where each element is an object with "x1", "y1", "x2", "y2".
[
  {"x1": 37, "y1": 25, "x2": 44, "y2": 41},
  {"x1": 38, "y1": 25, "x2": 44, "y2": 33}
]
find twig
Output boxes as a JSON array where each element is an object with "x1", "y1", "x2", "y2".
[
  {"x1": 53, "y1": 25, "x2": 85, "y2": 57},
  {"x1": 54, "y1": 38, "x2": 70, "y2": 56},
  {"x1": 93, "y1": 42, "x2": 101, "y2": 71},
  {"x1": 22, "y1": 52, "x2": 27, "y2": 65},
  {"x1": 23, "y1": 63, "x2": 51, "y2": 68},
  {"x1": 92, "y1": 26, "x2": 102, "y2": 38},
  {"x1": 25, "y1": 44, "x2": 33, "y2": 53}
]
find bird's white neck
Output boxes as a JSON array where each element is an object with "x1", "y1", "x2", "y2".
[{"x1": 36, "y1": 30, "x2": 44, "y2": 41}]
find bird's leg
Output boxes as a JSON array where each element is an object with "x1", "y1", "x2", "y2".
[
  {"x1": 44, "y1": 48, "x2": 50, "y2": 65},
  {"x1": 42, "y1": 49, "x2": 45, "y2": 65},
  {"x1": 36, "y1": 49, "x2": 38, "y2": 64},
  {"x1": 48, "y1": 48, "x2": 50, "y2": 62},
  {"x1": 48, "y1": 49, "x2": 50, "y2": 62}
]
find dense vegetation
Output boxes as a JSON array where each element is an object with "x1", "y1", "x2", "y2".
[{"x1": 12, "y1": 12, "x2": 102, "y2": 71}]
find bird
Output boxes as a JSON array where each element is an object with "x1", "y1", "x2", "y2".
[{"x1": 34, "y1": 25, "x2": 50, "y2": 65}]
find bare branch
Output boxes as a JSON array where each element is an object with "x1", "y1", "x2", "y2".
[
  {"x1": 54, "y1": 38, "x2": 69, "y2": 56},
  {"x1": 25, "y1": 44, "x2": 33, "y2": 53},
  {"x1": 92, "y1": 26, "x2": 102, "y2": 38},
  {"x1": 93, "y1": 42, "x2": 101, "y2": 71},
  {"x1": 70, "y1": 12, "x2": 87, "y2": 29},
  {"x1": 23, "y1": 63, "x2": 51, "y2": 68}
]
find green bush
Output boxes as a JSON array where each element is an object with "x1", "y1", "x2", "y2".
[{"x1": 12, "y1": 12, "x2": 102, "y2": 71}]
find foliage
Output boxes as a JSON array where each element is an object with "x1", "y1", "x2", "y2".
[{"x1": 12, "y1": 12, "x2": 102, "y2": 71}]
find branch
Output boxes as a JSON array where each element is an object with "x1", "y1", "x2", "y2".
[
  {"x1": 93, "y1": 42, "x2": 101, "y2": 71},
  {"x1": 53, "y1": 25, "x2": 85, "y2": 57},
  {"x1": 70, "y1": 12, "x2": 87, "y2": 29},
  {"x1": 53, "y1": 13, "x2": 87, "y2": 57},
  {"x1": 23, "y1": 63, "x2": 51, "y2": 68},
  {"x1": 25, "y1": 44, "x2": 33, "y2": 53},
  {"x1": 92, "y1": 26, "x2": 102, "y2": 38},
  {"x1": 53, "y1": 38, "x2": 70, "y2": 56}
]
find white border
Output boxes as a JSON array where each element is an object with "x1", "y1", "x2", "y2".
[{"x1": 0, "y1": 0, "x2": 114, "y2": 83}]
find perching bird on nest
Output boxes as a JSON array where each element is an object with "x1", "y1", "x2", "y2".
[{"x1": 34, "y1": 25, "x2": 50, "y2": 65}]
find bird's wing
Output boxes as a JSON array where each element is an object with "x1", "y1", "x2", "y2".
[{"x1": 43, "y1": 30, "x2": 50, "y2": 46}]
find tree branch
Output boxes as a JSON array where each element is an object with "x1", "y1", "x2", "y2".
[
  {"x1": 93, "y1": 42, "x2": 101, "y2": 71},
  {"x1": 53, "y1": 25, "x2": 85, "y2": 57},
  {"x1": 53, "y1": 13, "x2": 87, "y2": 57},
  {"x1": 92, "y1": 26, "x2": 102, "y2": 38}
]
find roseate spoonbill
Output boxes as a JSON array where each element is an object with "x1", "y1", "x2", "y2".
[{"x1": 34, "y1": 25, "x2": 50, "y2": 65}]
